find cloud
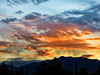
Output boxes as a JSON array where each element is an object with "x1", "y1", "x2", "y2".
[
  {"x1": 3, "y1": 12, "x2": 99, "y2": 59},
  {"x1": 15, "y1": 10, "x2": 24, "y2": 14},
  {"x1": 86, "y1": 37, "x2": 100, "y2": 41},
  {"x1": 24, "y1": 12, "x2": 41, "y2": 21},
  {"x1": 51, "y1": 49, "x2": 89, "y2": 57},
  {"x1": 0, "y1": 41, "x2": 11, "y2": 46},
  {"x1": 66, "y1": 50, "x2": 88, "y2": 56},
  {"x1": 25, "y1": 46, "x2": 34, "y2": 50},
  {"x1": 31, "y1": 0, "x2": 49, "y2": 5},
  {"x1": 35, "y1": 49, "x2": 53, "y2": 57},
  {"x1": 6, "y1": 0, "x2": 49, "y2": 5},
  {"x1": 0, "y1": 50, "x2": 12, "y2": 54},
  {"x1": 1, "y1": 18, "x2": 18, "y2": 23},
  {"x1": 0, "y1": 41, "x2": 17, "y2": 49},
  {"x1": 41, "y1": 39, "x2": 99, "y2": 50},
  {"x1": 0, "y1": 2, "x2": 100, "y2": 61},
  {"x1": 88, "y1": 4, "x2": 100, "y2": 11},
  {"x1": 0, "y1": 15, "x2": 5, "y2": 18},
  {"x1": 62, "y1": 4, "x2": 100, "y2": 32},
  {"x1": 63, "y1": 10, "x2": 84, "y2": 15},
  {"x1": 81, "y1": 54, "x2": 94, "y2": 58},
  {"x1": 0, "y1": 41, "x2": 27, "y2": 56}
]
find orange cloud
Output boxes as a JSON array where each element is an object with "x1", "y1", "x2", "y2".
[
  {"x1": 25, "y1": 46, "x2": 34, "y2": 50},
  {"x1": 86, "y1": 37, "x2": 100, "y2": 41},
  {"x1": 34, "y1": 29, "x2": 92, "y2": 42},
  {"x1": 0, "y1": 41, "x2": 15, "y2": 47},
  {"x1": 0, "y1": 15, "x2": 5, "y2": 17},
  {"x1": 0, "y1": 52, "x2": 2, "y2": 54},
  {"x1": 0, "y1": 46, "x2": 4, "y2": 49},
  {"x1": 3, "y1": 18, "x2": 99, "y2": 60},
  {"x1": 0, "y1": 41, "x2": 18, "y2": 54},
  {"x1": 81, "y1": 54, "x2": 94, "y2": 58},
  {"x1": 47, "y1": 39, "x2": 99, "y2": 50},
  {"x1": 37, "y1": 38, "x2": 99, "y2": 50},
  {"x1": 21, "y1": 55, "x2": 34, "y2": 57},
  {"x1": 35, "y1": 49, "x2": 53, "y2": 57},
  {"x1": 8, "y1": 20, "x2": 94, "y2": 45},
  {"x1": 21, "y1": 49, "x2": 54, "y2": 58},
  {"x1": 9, "y1": 23, "x2": 26, "y2": 27},
  {"x1": 25, "y1": 18, "x2": 39, "y2": 21}
]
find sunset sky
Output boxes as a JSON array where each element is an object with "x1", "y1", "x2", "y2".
[{"x1": 0, "y1": 0, "x2": 100, "y2": 63}]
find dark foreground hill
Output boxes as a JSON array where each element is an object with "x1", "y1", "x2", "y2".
[
  {"x1": 3, "y1": 56, "x2": 100, "y2": 75},
  {"x1": 58, "y1": 56, "x2": 99, "y2": 73}
]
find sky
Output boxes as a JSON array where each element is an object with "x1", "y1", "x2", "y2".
[{"x1": 0, "y1": 0, "x2": 100, "y2": 63}]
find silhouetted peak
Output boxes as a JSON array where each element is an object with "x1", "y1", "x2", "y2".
[
  {"x1": 59, "y1": 56, "x2": 99, "y2": 61},
  {"x1": 59, "y1": 56, "x2": 74, "y2": 59},
  {"x1": 59, "y1": 56, "x2": 65, "y2": 58}
]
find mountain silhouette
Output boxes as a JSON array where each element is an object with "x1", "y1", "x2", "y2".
[
  {"x1": 1, "y1": 56, "x2": 99, "y2": 75},
  {"x1": 58, "y1": 56, "x2": 99, "y2": 73}
]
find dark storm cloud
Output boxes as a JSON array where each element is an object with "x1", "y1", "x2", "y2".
[
  {"x1": 41, "y1": 4, "x2": 100, "y2": 33},
  {"x1": 1, "y1": 18, "x2": 17, "y2": 23},
  {"x1": 6, "y1": 0, "x2": 49, "y2": 6},
  {"x1": 57, "y1": 4, "x2": 100, "y2": 32},
  {"x1": 31, "y1": 0, "x2": 49, "y2": 5},
  {"x1": 24, "y1": 12, "x2": 41, "y2": 20},
  {"x1": 63, "y1": 10, "x2": 84, "y2": 15},
  {"x1": 88, "y1": 4, "x2": 100, "y2": 11},
  {"x1": 15, "y1": 10, "x2": 24, "y2": 14},
  {"x1": 6, "y1": 0, "x2": 29, "y2": 4}
]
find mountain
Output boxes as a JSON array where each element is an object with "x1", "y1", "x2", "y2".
[
  {"x1": 58, "y1": 56, "x2": 99, "y2": 73},
  {"x1": 43, "y1": 56, "x2": 99, "y2": 73},
  {"x1": 3, "y1": 56, "x2": 100, "y2": 75},
  {"x1": 0, "y1": 0, "x2": 49, "y2": 5},
  {"x1": 4, "y1": 62, "x2": 40, "y2": 75},
  {"x1": 20, "y1": 62, "x2": 39, "y2": 75}
]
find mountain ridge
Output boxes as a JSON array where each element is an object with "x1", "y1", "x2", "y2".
[{"x1": 1, "y1": 56, "x2": 99, "y2": 75}]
